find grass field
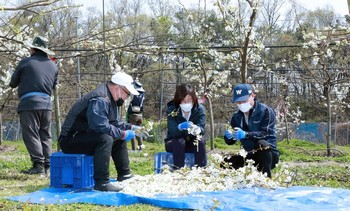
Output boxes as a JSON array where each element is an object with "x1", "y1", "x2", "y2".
[{"x1": 0, "y1": 138, "x2": 349, "y2": 210}]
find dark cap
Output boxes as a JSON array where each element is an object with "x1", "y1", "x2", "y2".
[{"x1": 232, "y1": 84, "x2": 252, "y2": 103}]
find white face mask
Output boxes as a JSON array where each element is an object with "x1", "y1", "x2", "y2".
[
  {"x1": 237, "y1": 102, "x2": 252, "y2": 113},
  {"x1": 180, "y1": 103, "x2": 193, "y2": 112}
]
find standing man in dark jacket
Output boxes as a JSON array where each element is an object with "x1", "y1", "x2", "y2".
[
  {"x1": 59, "y1": 72, "x2": 149, "y2": 192},
  {"x1": 127, "y1": 79, "x2": 145, "y2": 150},
  {"x1": 165, "y1": 84, "x2": 207, "y2": 169},
  {"x1": 223, "y1": 84, "x2": 279, "y2": 178},
  {"x1": 10, "y1": 36, "x2": 58, "y2": 175}
]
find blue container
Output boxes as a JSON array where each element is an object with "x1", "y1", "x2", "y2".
[
  {"x1": 154, "y1": 152, "x2": 195, "y2": 173},
  {"x1": 50, "y1": 152, "x2": 94, "y2": 189}
]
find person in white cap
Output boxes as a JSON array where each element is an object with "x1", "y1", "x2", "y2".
[
  {"x1": 59, "y1": 72, "x2": 149, "y2": 192},
  {"x1": 10, "y1": 36, "x2": 58, "y2": 175},
  {"x1": 127, "y1": 79, "x2": 146, "y2": 151},
  {"x1": 222, "y1": 84, "x2": 279, "y2": 178}
]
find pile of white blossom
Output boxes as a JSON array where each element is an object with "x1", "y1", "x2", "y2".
[{"x1": 114, "y1": 153, "x2": 291, "y2": 198}]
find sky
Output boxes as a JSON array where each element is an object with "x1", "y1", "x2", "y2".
[{"x1": 73, "y1": 0, "x2": 349, "y2": 16}]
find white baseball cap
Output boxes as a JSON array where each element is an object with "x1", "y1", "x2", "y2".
[{"x1": 111, "y1": 72, "x2": 139, "y2": 95}]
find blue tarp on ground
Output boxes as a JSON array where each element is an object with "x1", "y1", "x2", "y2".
[{"x1": 7, "y1": 186, "x2": 350, "y2": 210}]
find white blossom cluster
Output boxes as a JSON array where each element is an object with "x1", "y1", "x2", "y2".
[
  {"x1": 187, "y1": 124, "x2": 202, "y2": 152},
  {"x1": 115, "y1": 153, "x2": 285, "y2": 198}
]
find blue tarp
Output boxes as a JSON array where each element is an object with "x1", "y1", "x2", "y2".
[
  {"x1": 7, "y1": 186, "x2": 350, "y2": 210},
  {"x1": 293, "y1": 123, "x2": 327, "y2": 143}
]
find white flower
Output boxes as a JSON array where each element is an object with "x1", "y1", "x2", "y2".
[
  {"x1": 296, "y1": 54, "x2": 302, "y2": 61},
  {"x1": 326, "y1": 49, "x2": 332, "y2": 58},
  {"x1": 187, "y1": 124, "x2": 202, "y2": 152},
  {"x1": 311, "y1": 56, "x2": 319, "y2": 66},
  {"x1": 115, "y1": 154, "x2": 286, "y2": 197},
  {"x1": 238, "y1": 149, "x2": 248, "y2": 158}
]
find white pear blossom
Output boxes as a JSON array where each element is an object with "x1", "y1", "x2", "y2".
[
  {"x1": 238, "y1": 149, "x2": 248, "y2": 158},
  {"x1": 325, "y1": 49, "x2": 332, "y2": 58},
  {"x1": 296, "y1": 54, "x2": 302, "y2": 61},
  {"x1": 116, "y1": 154, "x2": 286, "y2": 198}
]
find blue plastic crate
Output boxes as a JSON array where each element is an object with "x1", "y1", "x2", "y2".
[
  {"x1": 50, "y1": 152, "x2": 94, "y2": 189},
  {"x1": 154, "y1": 152, "x2": 195, "y2": 173}
]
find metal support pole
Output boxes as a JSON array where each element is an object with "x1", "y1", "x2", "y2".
[
  {"x1": 159, "y1": 57, "x2": 164, "y2": 120},
  {"x1": 75, "y1": 16, "x2": 81, "y2": 98},
  {"x1": 103, "y1": 0, "x2": 107, "y2": 83},
  {"x1": 54, "y1": 87, "x2": 61, "y2": 151}
]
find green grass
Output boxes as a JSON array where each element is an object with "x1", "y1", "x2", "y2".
[
  {"x1": 278, "y1": 139, "x2": 350, "y2": 162},
  {"x1": 0, "y1": 138, "x2": 349, "y2": 210}
]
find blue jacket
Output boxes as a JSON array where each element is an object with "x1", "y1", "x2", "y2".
[
  {"x1": 10, "y1": 51, "x2": 58, "y2": 112},
  {"x1": 60, "y1": 84, "x2": 131, "y2": 140},
  {"x1": 225, "y1": 99, "x2": 278, "y2": 153},
  {"x1": 165, "y1": 101, "x2": 206, "y2": 141}
]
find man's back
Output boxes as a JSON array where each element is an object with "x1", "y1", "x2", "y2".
[
  {"x1": 10, "y1": 51, "x2": 58, "y2": 97},
  {"x1": 10, "y1": 51, "x2": 58, "y2": 112}
]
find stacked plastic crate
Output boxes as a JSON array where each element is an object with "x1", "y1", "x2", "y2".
[{"x1": 154, "y1": 152, "x2": 195, "y2": 173}]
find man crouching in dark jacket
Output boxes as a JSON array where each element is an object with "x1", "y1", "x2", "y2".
[{"x1": 222, "y1": 84, "x2": 279, "y2": 178}]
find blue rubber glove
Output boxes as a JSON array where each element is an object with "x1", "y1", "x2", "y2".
[
  {"x1": 178, "y1": 121, "x2": 192, "y2": 131},
  {"x1": 224, "y1": 130, "x2": 233, "y2": 139},
  {"x1": 124, "y1": 130, "x2": 135, "y2": 141},
  {"x1": 233, "y1": 128, "x2": 246, "y2": 140}
]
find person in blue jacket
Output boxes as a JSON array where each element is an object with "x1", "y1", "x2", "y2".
[
  {"x1": 223, "y1": 84, "x2": 279, "y2": 178},
  {"x1": 165, "y1": 84, "x2": 207, "y2": 170},
  {"x1": 10, "y1": 36, "x2": 58, "y2": 175},
  {"x1": 59, "y1": 72, "x2": 149, "y2": 192}
]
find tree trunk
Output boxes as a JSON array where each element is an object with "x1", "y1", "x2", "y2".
[
  {"x1": 0, "y1": 113, "x2": 2, "y2": 145},
  {"x1": 240, "y1": 4, "x2": 258, "y2": 83},
  {"x1": 205, "y1": 94, "x2": 215, "y2": 150},
  {"x1": 284, "y1": 108, "x2": 290, "y2": 144},
  {"x1": 326, "y1": 85, "x2": 331, "y2": 156}
]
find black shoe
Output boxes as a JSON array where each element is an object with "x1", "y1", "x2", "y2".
[
  {"x1": 22, "y1": 163, "x2": 45, "y2": 175},
  {"x1": 94, "y1": 182, "x2": 123, "y2": 192},
  {"x1": 44, "y1": 166, "x2": 50, "y2": 175},
  {"x1": 117, "y1": 174, "x2": 134, "y2": 182}
]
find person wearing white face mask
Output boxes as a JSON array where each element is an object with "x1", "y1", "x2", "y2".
[
  {"x1": 164, "y1": 84, "x2": 207, "y2": 170},
  {"x1": 222, "y1": 84, "x2": 279, "y2": 178}
]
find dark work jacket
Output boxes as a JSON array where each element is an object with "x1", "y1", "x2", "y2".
[
  {"x1": 9, "y1": 51, "x2": 58, "y2": 112},
  {"x1": 127, "y1": 92, "x2": 145, "y2": 114},
  {"x1": 60, "y1": 84, "x2": 131, "y2": 139},
  {"x1": 225, "y1": 99, "x2": 278, "y2": 153},
  {"x1": 165, "y1": 100, "x2": 206, "y2": 141}
]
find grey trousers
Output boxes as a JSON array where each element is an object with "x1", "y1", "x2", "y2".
[{"x1": 19, "y1": 110, "x2": 52, "y2": 166}]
